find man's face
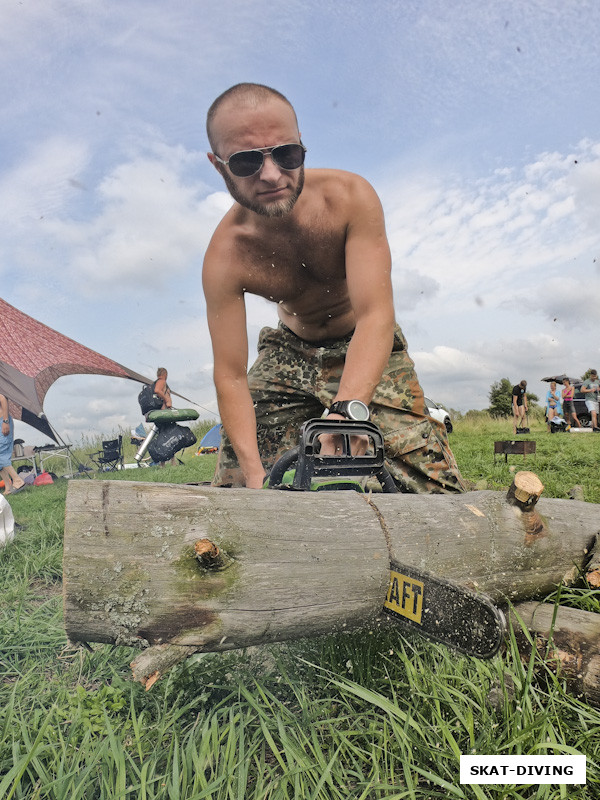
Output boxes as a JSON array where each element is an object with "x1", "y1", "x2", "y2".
[{"x1": 209, "y1": 98, "x2": 305, "y2": 218}]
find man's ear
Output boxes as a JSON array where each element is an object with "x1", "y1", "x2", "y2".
[{"x1": 207, "y1": 152, "x2": 226, "y2": 178}]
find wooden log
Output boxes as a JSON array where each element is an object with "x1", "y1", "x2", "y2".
[
  {"x1": 63, "y1": 480, "x2": 389, "y2": 650},
  {"x1": 365, "y1": 490, "x2": 598, "y2": 602},
  {"x1": 63, "y1": 479, "x2": 600, "y2": 683},
  {"x1": 510, "y1": 602, "x2": 600, "y2": 708}
]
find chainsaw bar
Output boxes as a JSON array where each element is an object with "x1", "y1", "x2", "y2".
[
  {"x1": 268, "y1": 419, "x2": 506, "y2": 659},
  {"x1": 383, "y1": 560, "x2": 506, "y2": 659}
]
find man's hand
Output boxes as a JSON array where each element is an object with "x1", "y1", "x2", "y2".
[
  {"x1": 245, "y1": 470, "x2": 267, "y2": 489},
  {"x1": 318, "y1": 414, "x2": 369, "y2": 457}
]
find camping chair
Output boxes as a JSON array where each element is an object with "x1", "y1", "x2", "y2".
[{"x1": 89, "y1": 436, "x2": 124, "y2": 472}]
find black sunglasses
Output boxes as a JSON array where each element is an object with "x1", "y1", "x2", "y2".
[{"x1": 214, "y1": 143, "x2": 306, "y2": 178}]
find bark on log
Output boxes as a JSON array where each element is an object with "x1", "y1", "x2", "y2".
[
  {"x1": 511, "y1": 602, "x2": 600, "y2": 708},
  {"x1": 63, "y1": 479, "x2": 600, "y2": 683}
]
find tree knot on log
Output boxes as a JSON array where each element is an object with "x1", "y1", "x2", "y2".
[{"x1": 194, "y1": 539, "x2": 231, "y2": 570}]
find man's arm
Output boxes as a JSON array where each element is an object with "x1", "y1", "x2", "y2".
[
  {"x1": 333, "y1": 176, "x2": 395, "y2": 405},
  {"x1": 153, "y1": 378, "x2": 172, "y2": 408},
  {"x1": 203, "y1": 245, "x2": 266, "y2": 489},
  {"x1": 318, "y1": 176, "x2": 394, "y2": 457}
]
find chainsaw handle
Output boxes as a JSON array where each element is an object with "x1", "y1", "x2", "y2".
[
  {"x1": 267, "y1": 422, "x2": 399, "y2": 493},
  {"x1": 267, "y1": 446, "x2": 301, "y2": 489}
]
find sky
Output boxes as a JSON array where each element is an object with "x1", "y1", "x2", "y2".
[{"x1": 1, "y1": 0, "x2": 599, "y2": 446}]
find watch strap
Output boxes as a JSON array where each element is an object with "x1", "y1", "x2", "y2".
[
  {"x1": 327, "y1": 400, "x2": 370, "y2": 421},
  {"x1": 328, "y1": 401, "x2": 349, "y2": 417}
]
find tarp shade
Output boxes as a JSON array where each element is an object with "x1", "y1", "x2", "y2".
[{"x1": 0, "y1": 298, "x2": 155, "y2": 441}]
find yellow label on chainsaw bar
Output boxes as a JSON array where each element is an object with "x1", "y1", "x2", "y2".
[{"x1": 384, "y1": 570, "x2": 424, "y2": 624}]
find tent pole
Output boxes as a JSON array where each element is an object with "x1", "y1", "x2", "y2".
[{"x1": 45, "y1": 419, "x2": 93, "y2": 479}]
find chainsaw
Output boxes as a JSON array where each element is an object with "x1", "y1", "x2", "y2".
[{"x1": 267, "y1": 419, "x2": 506, "y2": 659}]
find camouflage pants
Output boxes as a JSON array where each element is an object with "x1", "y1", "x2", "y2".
[{"x1": 213, "y1": 322, "x2": 465, "y2": 493}]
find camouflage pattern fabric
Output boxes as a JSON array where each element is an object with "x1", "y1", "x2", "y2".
[{"x1": 213, "y1": 322, "x2": 465, "y2": 493}]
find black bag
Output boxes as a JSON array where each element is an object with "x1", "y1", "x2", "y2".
[
  {"x1": 147, "y1": 423, "x2": 197, "y2": 462},
  {"x1": 138, "y1": 382, "x2": 163, "y2": 416}
]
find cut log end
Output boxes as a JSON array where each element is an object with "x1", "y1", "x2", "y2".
[
  {"x1": 586, "y1": 569, "x2": 600, "y2": 589},
  {"x1": 511, "y1": 602, "x2": 600, "y2": 708},
  {"x1": 507, "y1": 471, "x2": 544, "y2": 510}
]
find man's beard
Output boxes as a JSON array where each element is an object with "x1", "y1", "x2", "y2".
[{"x1": 222, "y1": 167, "x2": 305, "y2": 218}]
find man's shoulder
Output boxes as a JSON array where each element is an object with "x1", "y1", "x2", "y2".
[
  {"x1": 304, "y1": 168, "x2": 383, "y2": 222},
  {"x1": 305, "y1": 167, "x2": 375, "y2": 195}
]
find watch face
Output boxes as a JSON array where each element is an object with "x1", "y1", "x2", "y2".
[{"x1": 348, "y1": 400, "x2": 370, "y2": 421}]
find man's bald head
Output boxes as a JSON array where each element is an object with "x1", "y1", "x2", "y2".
[{"x1": 206, "y1": 83, "x2": 298, "y2": 153}]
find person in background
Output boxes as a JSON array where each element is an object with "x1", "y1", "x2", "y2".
[
  {"x1": 545, "y1": 381, "x2": 562, "y2": 432},
  {"x1": 0, "y1": 394, "x2": 25, "y2": 495},
  {"x1": 511, "y1": 380, "x2": 528, "y2": 433},
  {"x1": 153, "y1": 368, "x2": 176, "y2": 466},
  {"x1": 581, "y1": 369, "x2": 599, "y2": 431},
  {"x1": 561, "y1": 377, "x2": 580, "y2": 429},
  {"x1": 154, "y1": 367, "x2": 173, "y2": 410}
]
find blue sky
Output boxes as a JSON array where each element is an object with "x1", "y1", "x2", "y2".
[{"x1": 1, "y1": 0, "x2": 599, "y2": 445}]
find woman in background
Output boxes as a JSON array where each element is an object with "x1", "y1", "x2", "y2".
[
  {"x1": 545, "y1": 381, "x2": 562, "y2": 432},
  {"x1": 561, "y1": 378, "x2": 580, "y2": 428},
  {"x1": 0, "y1": 394, "x2": 25, "y2": 495}
]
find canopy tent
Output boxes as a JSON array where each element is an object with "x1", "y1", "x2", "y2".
[{"x1": 0, "y1": 298, "x2": 187, "y2": 442}]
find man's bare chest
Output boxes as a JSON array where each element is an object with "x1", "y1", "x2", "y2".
[{"x1": 237, "y1": 227, "x2": 347, "y2": 302}]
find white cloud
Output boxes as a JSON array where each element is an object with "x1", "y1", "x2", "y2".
[
  {"x1": 42, "y1": 145, "x2": 231, "y2": 293},
  {"x1": 383, "y1": 140, "x2": 600, "y2": 324},
  {"x1": 0, "y1": 137, "x2": 90, "y2": 226},
  {"x1": 393, "y1": 269, "x2": 439, "y2": 311}
]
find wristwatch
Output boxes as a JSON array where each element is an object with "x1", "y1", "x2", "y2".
[
  {"x1": 322, "y1": 400, "x2": 370, "y2": 421},
  {"x1": 2, "y1": 419, "x2": 8, "y2": 424}
]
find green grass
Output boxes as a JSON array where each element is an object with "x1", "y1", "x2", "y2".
[
  {"x1": 450, "y1": 415, "x2": 600, "y2": 503},
  {"x1": 1, "y1": 420, "x2": 599, "y2": 799}
]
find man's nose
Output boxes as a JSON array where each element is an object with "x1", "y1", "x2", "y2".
[{"x1": 257, "y1": 153, "x2": 281, "y2": 181}]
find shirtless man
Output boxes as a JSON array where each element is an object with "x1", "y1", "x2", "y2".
[
  {"x1": 153, "y1": 367, "x2": 172, "y2": 410},
  {"x1": 203, "y1": 83, "x2": 464, "y2": 493}
]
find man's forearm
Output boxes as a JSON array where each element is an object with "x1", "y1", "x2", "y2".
[
  {"x1": 333, "y1": 316, "x2": 394, "y2": 405},
  {"x1": 215, "y1": 376, "x2": 265, "y2": 486}
]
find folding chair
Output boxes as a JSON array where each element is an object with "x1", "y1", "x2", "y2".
[{"x1": 89, "y1": 436, "x2": 124, "y2": 472}]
